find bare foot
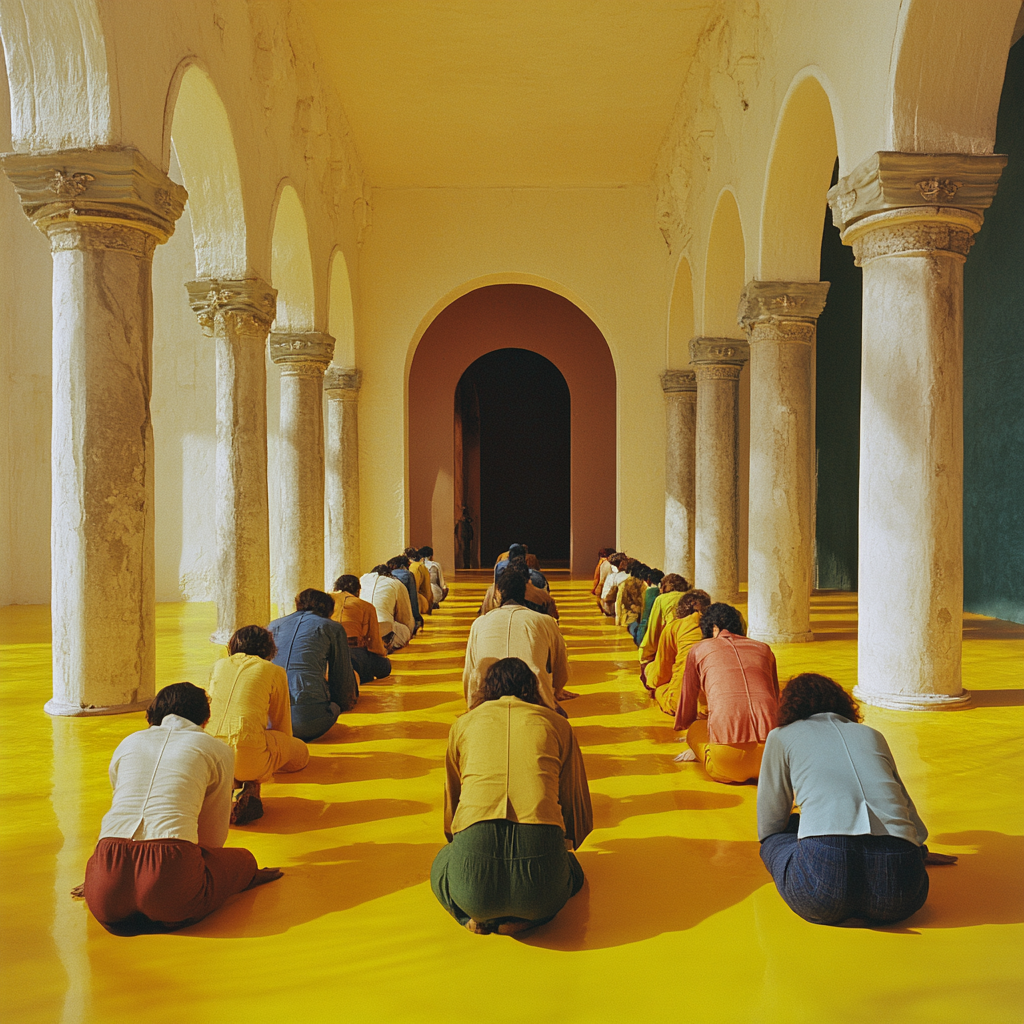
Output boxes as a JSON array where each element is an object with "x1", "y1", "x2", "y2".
[
  {"x1": 465, "y1": 919, "x2": 492, "y2": 935},
  {"x1": 674, "y1": 749, "x2": 698, "y2": 762},
  {"x1": 70, "y1": 884, "x2": 86, "y2": 900},
  {"x1": 925, "y1": 851, "x2": 958, "y2": 865},
  {"x1": 244, "y1": 868, "x2": 284, "y2": 890},
  {"x1": 555, "y1": 690, "x2": 579, "y2": 701},
  {"x1": 496, "y1": 919, "x2": 536, "y2": 935}
]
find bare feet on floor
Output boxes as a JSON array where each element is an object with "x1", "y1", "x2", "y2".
[
  {"x1": 674, "y1": 749, "x2": 698, "y2": 762},
  {"x1": 924, "y1": 851, "x2": 958, "y2": 865},
  {"x1": 495, "y1": 919, "x2": 536, "y2": 935},
  {"x1": 556, "y1": 690, "x2": 579, "y2": 701},
  {"x1": 244, "y1": 868, "x2": 284, "y2": 890},
  {"x1": 231, "y1": 780, "x2": 264, "y2": 826},
  {"x1": 70, "y1": 884, "x2": 85, "y2": 900},
  {"x1": 465, "y1": 919, "x2": 493, "y2": 935}
]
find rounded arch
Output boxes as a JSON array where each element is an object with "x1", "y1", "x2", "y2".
[
  {"x1": 758, "y1": 71, "x2": 838, "y2": 280},
  {"x1": 702, "y1": 189, "x2": 746, "y2": 337},
  {"x1": 328, "y1": 247, "x2": 356, "y2": 366},
  {"x1": 0, "y1": 0, "x2": 113, "y2": 151},
  {"x1": 404, "y1": 272, "x2": 612, "y2": 380},
  {"x1": 407, "y1": 283, "x2": 616, "y2": 576},
  {"x1": 667, "y1": 255, "x2": 695, "y2": 368},
  {"x1": 167, "y1": 63, "x2": 247, "y2": 279},
  {"x1": 887, "y1": 0, "x2": 1021, "y2": 154},
  {"x1": 269, "y1": 182, "x2": 315, "y2": 332}
]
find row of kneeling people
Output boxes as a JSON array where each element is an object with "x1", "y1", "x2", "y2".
[{"x1": 77, "y1": 567, "x2": 954, "y2": 938}]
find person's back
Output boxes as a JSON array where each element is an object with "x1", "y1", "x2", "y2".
[
  {"x1": 268, "y1": 591, "x2": 358, "y2": 741},
  {"x1": 638, "y1": 574, "x2": 690, "y2": 664},
  {"x1": 431, "y1": 658, "x2": 591, "y2": 935},
  {"x1": 648, "y1": 597, "x2": 707, "y2": 715},
  {"x1": 330, "y1": 576, "x2": 392, "y2": 682}
]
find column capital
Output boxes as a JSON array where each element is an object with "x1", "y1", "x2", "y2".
[
  {"x1": 661, "y1": 369, "x2": 697, "y2": 394},
  {"x1": 1, "y1": 147, "x2": 187, "y2": 248},
  {"x1": 185, "y1": 278, "x2": 277, "y2": 338},
  {"x1": 689, "y1": 336, "x2": 749, "y2": 370},
  {"x1": 738, "y1": 281, "x2": 829, "y2": 328},
  {"x1": 269, "y1": 331, "x2": 335, "y2": 374},
  {"x1": 324, "y1": 366, "x2": 362, "y2": 396}
]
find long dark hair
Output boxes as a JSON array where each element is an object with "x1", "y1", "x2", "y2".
[
  {"x1": 472, "y1": 657, "x2": 544, "y2": 709},
  {"x1": 778, "y1": 673, "x2": 861, "y2": 727}
]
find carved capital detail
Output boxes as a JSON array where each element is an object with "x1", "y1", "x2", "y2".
[
  {"x1": 737, "y1": 280, "x2": 829, "y2": 336},
  {"x1": 324, "y1": 367, "x2": 362, "y2": 396},
  {"x1": 269, "y1": 332, "x2": 335, "y2": 374},
  {"x1": 46, "y1": 220, "x2": 158, "y2": 258},
  {"x1": 694, "y1": 364, "x2": 743, "y2": 382},
  {"x1": 1, "y1": 147, "x2": 188, "y2": 245},
  {"x1": 661, "y1": 369, "x2": 697, "y2": 394},
  {"x1": 185, "y1": 278, "x2": 277, "y2": 338},
  {"x1": 827, "y1": 151, "x2": 1006, "y2": 235},
  {"x1": 849, "y1": 216, "x2": 978, "y2": 266},
  {"x1": 689, "y1": 336, "x2": 749, "y2": 368},
  {"x1": 747, "y1": 320, "x2": 815, "y2": 346}
]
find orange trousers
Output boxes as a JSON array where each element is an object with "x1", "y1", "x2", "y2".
[{"x1": 686, "y1": 719, "x2": 764, "y2": 783}]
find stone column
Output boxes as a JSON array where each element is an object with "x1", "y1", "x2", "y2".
[
  {"x1": 738, "y1": 281, "x2": 829, "y2": 643},
  {"x1": 186, "y1": 279, "x2": 277, "y2": 645},
  {"x1": 661, "y1": 370, "x2": 697, "y2": 582},
  {"x1": 0, "y1": 149, "x2": 186, "y2": 714},
  {"x1": 828, "y1": 151, "x2": 1006, "y2": 709},
  {"x1": 269, "y1": 333, "x2": 335, "y2": 610},
  {"x1": 690, "y1": 337, "x2": 749, "y2": 603},
  {"x1": 324, "y1": 367, "x2": 362, "y2": 584}
]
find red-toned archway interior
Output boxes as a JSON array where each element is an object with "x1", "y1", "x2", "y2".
[{"x1": 408, "y1": 284, "x2": 616, "y2": 576}]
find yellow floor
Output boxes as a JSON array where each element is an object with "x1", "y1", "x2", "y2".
[{"x1": 1, "y1": 582, "x2": 1022, "y2": 1024}]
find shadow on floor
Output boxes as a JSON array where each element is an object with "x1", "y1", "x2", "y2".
[
  {"x1": 331, "y1": 720, "x2": 454, "y2": 742},
  {"x1": 181, "y1": 841, "x2": 444, "y2": 938},
  {"x1": 522, "y1": 837, "x2": 766, "y2": 950},
  {"x1": 239, "y1": 796, "x2": 432, "y2": 834},
  {"x1": 582, "y1": 752, "x2": 679, "y2": 780},
  {"x1": 355, "y1": 690, "x2": 463, "y2": 713},
  {"x1": 573, "y1": 722, "x2": 676, "y2": 747},
  {"x1": 901, "y1": 831, "x2": 1024, "y2": 929},
  {"x1": 270, "y1": 751, "x2": 438, "y2": 785},
  {"x1": 590, "y1": 788, "x2": 742, "y2": 828},
  {"x1": 570, "y1": 691, "x2": 654, "y2": 718},
  {"x1": 966, "y1": 689, "x2": 1024, "y2": 708}
]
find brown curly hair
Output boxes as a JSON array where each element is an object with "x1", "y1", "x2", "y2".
[
  {"x1": 676, "y1": 589, "x2": 711, "y2": 619},
  {"x1": 228, "y1": 624, "x2": 277, "y2": 661},
  {"x1": 659, "y1": 573, "x2": 690, "y2": 594},
  {"x1": 471, "y1": 657, "x2": 543, "y2": 709},
  {"x1": 778, "y1": 673, "x2": 861, "y2": 727}
]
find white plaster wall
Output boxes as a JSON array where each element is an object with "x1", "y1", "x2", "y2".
[
  {"x1": 358, "y1": 184, "x2": 672, "y2": 571},
  {"x1": 0, "y1": 55, "x2": 51, "y2": 605}
]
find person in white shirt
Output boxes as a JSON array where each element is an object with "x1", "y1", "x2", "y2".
[
  {"x1": 80, "y1": 682, "x2": 282, "y2": 935},
  {"x1": 419, "y1": 546, "x2": 448, "y2": 605},
  {"x1": 463, "y1": 565, "x2": 576, "y2": 713},
  {"x1": 598, "y1": 553, "x2": 630, "y2": 616},
  {"x1": 360, "y1": 565, "x2": 415, "y2": 651}
]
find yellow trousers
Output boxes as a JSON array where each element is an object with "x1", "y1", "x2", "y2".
[{"x1": 686, "y1": 719, "x2": 764, "y2": 784}]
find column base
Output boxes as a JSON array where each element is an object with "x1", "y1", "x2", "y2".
[
  {"x1": 44, "y1": 697, "x2": 153, "y2": 717},
  {"x1": 853, "y1": 686, "x2": 972, "y2": 712},
  {"x1": 748, "y1": 630, "x2": 813, "y2": 644}
]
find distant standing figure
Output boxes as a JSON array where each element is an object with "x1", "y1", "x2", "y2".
[
  {"x1": 82, "y1": 683, "x2": 283, "y2": 935},
  {"x1": 268, "y1": 589, "x2": 359, "y2": 742},
  {"x1": 455, "y1": 505, "x2": 475, "y2": 569},
  {"x1": 758, "y1": 674, "x2": 954, "y2": 925},
  {"x1": 431, "y1": 658, "x2": 592, "y2": 935}
]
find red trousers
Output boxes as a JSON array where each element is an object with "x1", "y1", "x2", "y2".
[{"x1": 84, "y1": 837, "x2": 257, "y2": 935}]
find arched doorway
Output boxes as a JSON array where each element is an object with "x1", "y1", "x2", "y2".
[
  {"x1": 407, "y1": 284, "x2": 615, "y2": 576},
  {"x1": 454, "y1": 349, "x2": 570, "y2": 568}
]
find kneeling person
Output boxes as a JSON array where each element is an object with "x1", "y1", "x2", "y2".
[
  {"x1": 330, "y1": 575, "x2": 393, "y2": 682},
  {"x1": 431, "y1": 658, "x2": 593, "y2": 934},
  {"x1": 83, "y1": 683, "x2": 282, "y2": 935}
]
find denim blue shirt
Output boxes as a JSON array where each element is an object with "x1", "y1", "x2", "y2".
[
  {"x1": 268, "y1": 610, "x2": 358, "y2": 713},
  {"x1": 391, "y1": 568, "x2": 423, "y2": 625}
]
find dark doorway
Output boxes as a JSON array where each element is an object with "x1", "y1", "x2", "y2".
[{"x1": 454, "y1": 348, "x2": 570, "y2": 568}]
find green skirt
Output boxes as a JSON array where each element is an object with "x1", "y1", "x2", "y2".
[{"x1": 431, "y1": 819, "x2": 584, "y2": 928}]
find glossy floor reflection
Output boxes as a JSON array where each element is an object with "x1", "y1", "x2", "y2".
[{"x1": 1, "y1": 583, "x2": 1022, "y2": 1024}]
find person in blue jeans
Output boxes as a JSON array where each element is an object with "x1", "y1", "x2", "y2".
[
  {"x1": 757, "y1": 673, "x2": 957, "y2": 926},
  {"x1": 268, "y1": 589, "x2": 359, "y2": 741}
]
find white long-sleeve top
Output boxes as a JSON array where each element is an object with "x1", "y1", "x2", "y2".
[
  {"x1": 756, "y1": 713, "x2": 928, "y2": 845},
  {"x1": 97, "y1": 715, "x2": 235, "y2": 848},
  {"x1": 360, "y1": 572, "x2": 415, "y2": 633}
]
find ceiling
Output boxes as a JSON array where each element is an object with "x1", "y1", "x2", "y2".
[{"x1": 301, "y1": 1, "x2": 716, "y2": 187}]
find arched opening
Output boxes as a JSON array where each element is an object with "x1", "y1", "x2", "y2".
[
  {"x1": 454, "y1": 349, "x2": 570, "y2": 568},
  {"x1": 269, "y1": 183, "x2": 315, "y2": 332},
  {"x1": 328, "y1": 247, "x2": 356, "y2": 365},
  {"x1": 408, "y1": 283, "x2": 615, "y2": 577},
  {"x1": 667, "y1": 255, "x2": 694, "y2": 369}
]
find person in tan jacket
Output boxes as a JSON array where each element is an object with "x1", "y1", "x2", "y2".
[
  {"x1": 646, "y1": 589, "x2": 711, "y2": 715},
  {"x1": 330, "y1": 574, "x2": 392, "y2": 682},
  {"x1": 206, "y1": 625, "x2": 309, "y2": 824}
]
